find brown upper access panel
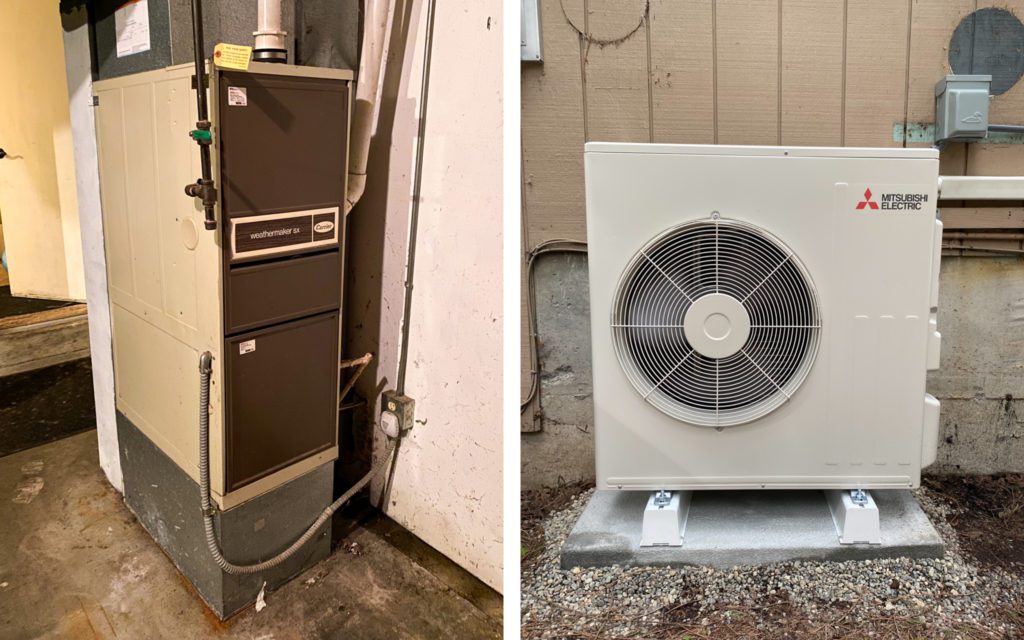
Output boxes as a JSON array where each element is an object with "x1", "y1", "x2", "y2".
[{"x1": 217, "y1": 71, "x2": 349, "y2": 218}]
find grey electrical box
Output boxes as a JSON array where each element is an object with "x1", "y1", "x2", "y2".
[
  {"x1": 521, "y1": 0, "x2": 542, "y2": 62},
  {"x1": 934, "y1": 75, "x2": 991, "y2": 143}
]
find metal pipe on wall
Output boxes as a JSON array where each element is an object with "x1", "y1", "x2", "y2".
[
  {"x1": 184, "y1": 0, "x2": 217, "y2": 231},
  {"x1": 988, "y1": 124, "x2": 1024, "y2": 134}
]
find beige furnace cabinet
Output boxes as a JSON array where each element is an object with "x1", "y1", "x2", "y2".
[{"x1": 93, "y1": 61, "x2": 352, "y2": 618}]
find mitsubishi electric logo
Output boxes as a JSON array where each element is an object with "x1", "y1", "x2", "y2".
[
  {"x1": 856, "y1": 188, "x2": 879, "y2": 210},
  {"x1": 855, "y1": 187, "x2": 928, "y2": 212}
]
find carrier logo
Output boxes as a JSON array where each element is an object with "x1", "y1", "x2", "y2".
[
  {"x1": 314, "y1": 220, "x2": 335, "y2": 233},
  {"x1": 855, "y1": 187, "x2": 928, "y2": 212}
]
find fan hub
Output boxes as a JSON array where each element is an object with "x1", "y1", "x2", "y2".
[{"x1": 683, "y1": 293, "x2": 751, "y2": 359}]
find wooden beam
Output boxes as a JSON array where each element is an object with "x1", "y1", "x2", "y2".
[
  {"x1": 0, "y1": 312, "x2": 90, "y2": 377},
  {"x1": 0, "y1": 303, "x2": 87, "y2": 331}
]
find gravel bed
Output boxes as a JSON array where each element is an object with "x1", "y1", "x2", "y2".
[{"x1": 521, "y1": 487, "x2": 1024, "y2": 639}]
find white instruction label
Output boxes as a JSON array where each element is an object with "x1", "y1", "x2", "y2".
[
  {"x1": 239, "y1": 340, "x2": 256, "y2": 355},
  {"x1": 227, "y1": 86, "x2": 248, "y2": 106},
  {"x1": 114, "y1": 0, "x2": 151, "y2": 58}
]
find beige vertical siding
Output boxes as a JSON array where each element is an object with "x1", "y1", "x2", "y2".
[
  {"x1": 649, "y1": 1, "x2": 715, "y2": 144},
  {"x1": 521, "y1": 0, "x2": 1024, "y2": 428},
  {"x1": 780, "y1": 0, "x2": 844, "y2": 147}
]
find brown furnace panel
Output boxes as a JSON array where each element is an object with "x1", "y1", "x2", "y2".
[
  {"x1": 217, "y1": 71, "x2": 349, "y2": 218},
  {"x1": 224, "y1": 312, "x2": 340, "y2": 492},
  {"x1": 216, "y1": 68, "x2": 349, "y2": 494}
]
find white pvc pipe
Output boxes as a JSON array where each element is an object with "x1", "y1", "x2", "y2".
[
  {"x1": 346, "y1": 0, "x2": 394, "y2": 214},
  {"x1": 254, "y1": 0, "x2": 286, "y2": 53}
]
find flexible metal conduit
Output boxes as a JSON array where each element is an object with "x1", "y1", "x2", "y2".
[{"x1": 198, "y1": 353, "x2": 396, "y2": 575}]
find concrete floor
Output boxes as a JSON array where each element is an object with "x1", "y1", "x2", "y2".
[{"x1": 0, "y1": 431, "x2": 501, "y2": 639}]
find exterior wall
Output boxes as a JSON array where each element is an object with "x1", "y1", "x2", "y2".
[
  {"x1": 521, "y1": 254, "x2": 594, "y2": 488},
  {"x1": 929, "y1": 258, "x2": 1024, "y2": 474},
  {"x1": 521, "y1": 0, "x2": 1024, "y2": 488},
  {"x1": 351, "y1": 0, "x2": 503, "y2": 591}
]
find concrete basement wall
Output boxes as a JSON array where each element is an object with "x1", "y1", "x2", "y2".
[
  {"x1": 349, "y1": 0, "x2": 503, "y2": 591},
  {"x1": 521, "y1": 0, "x2": 1024, "y2": 489}
]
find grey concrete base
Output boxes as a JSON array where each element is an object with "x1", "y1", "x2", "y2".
[
  {"x1": 562, "y1": 490, "x2": 945, "y2": 570},
  {"x1": 117, "y1": 412, "x2": 331, "y2": 619}
]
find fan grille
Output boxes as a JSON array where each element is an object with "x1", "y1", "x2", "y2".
[{"x1": 611, "y1": 217, "x2": 821, "y2": 427}]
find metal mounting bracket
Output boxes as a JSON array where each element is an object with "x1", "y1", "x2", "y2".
[
  {"x1": 826, "y1": 489, "x2": 881, "y2": 545},
  {"x1": 640, "y1": 490, "x2": 692, "y2": 547}
]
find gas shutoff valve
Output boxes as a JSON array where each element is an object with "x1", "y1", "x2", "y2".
[{"x1": 380, "y1": 391, "x2": 415, "y2": 438}]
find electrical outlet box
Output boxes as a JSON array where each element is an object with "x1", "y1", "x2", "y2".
[
  {"x1": 381, "y1": 390, "x2": 415, "y2": 434},
  {"x1": 934, "y1": 74, "x2": 991, "y2": 143}
]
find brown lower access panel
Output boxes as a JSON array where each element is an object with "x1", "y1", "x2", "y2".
[
  {"x1": 225, "y1": 312, "x2": 340, "y2": 492},
  {"x1": 225, "y1": 251, "x2": 340, "y2": 334}
]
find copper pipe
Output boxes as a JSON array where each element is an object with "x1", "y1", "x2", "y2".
[{"x1": 339, "y1": 353, "x2": 374, "y2": 405}]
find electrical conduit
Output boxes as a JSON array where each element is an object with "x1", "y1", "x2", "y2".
[{"x1": 198, "y1": 352, "x2": 396, "y2": 574}]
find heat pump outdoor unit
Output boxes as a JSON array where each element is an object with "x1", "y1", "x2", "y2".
[{"x1": 585, "y1": 144, "x2": 943, "y2": 496}]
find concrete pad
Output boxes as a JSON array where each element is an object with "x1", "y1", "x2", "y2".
[{"x1": 561, "y1": 490, "x2": 945, "y2": 570}]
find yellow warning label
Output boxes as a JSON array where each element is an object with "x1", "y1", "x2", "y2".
[{"x1": 213, "y1": 43, "x2": 252, "y2": 71}]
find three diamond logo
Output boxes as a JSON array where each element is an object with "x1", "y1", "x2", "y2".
[{"x1": 855, "y1": 188, "x2": 879, "y2": 210}]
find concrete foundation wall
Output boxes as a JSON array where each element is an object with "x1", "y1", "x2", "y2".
[
  {"x1": 927, "y1": 257, "x2": 1024, "y2": 474},
  {"x1": 521, "y1": 253, "x2": 1024, "y2": 491},
  {"x1": 521, "y1": 254, "x2": 594, "y2": 488}
]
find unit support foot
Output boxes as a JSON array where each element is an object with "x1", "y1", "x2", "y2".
[
  {"x1": 640, "y1": 490, "x2": 693, "y2": 547},
  {"x1": 826, "y1": 489, "x2": 881, "y2": 544}
]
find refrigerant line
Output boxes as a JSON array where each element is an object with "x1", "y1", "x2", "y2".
[{"x1": 520, "y1": 239, "x2": 588, "y2": 424}]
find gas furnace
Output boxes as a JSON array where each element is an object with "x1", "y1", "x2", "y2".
[{"x1": 93, "y1": 61, "x2": 352, "y2": 617}]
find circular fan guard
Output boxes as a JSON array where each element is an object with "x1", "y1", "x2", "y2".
[{"x1": 611, "y1": 217, "x2": 821, "y2": 427}]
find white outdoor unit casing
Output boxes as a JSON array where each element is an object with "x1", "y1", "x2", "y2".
[{"x1": 585, "y1": 143, "x2": 943, "y2": 491}]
